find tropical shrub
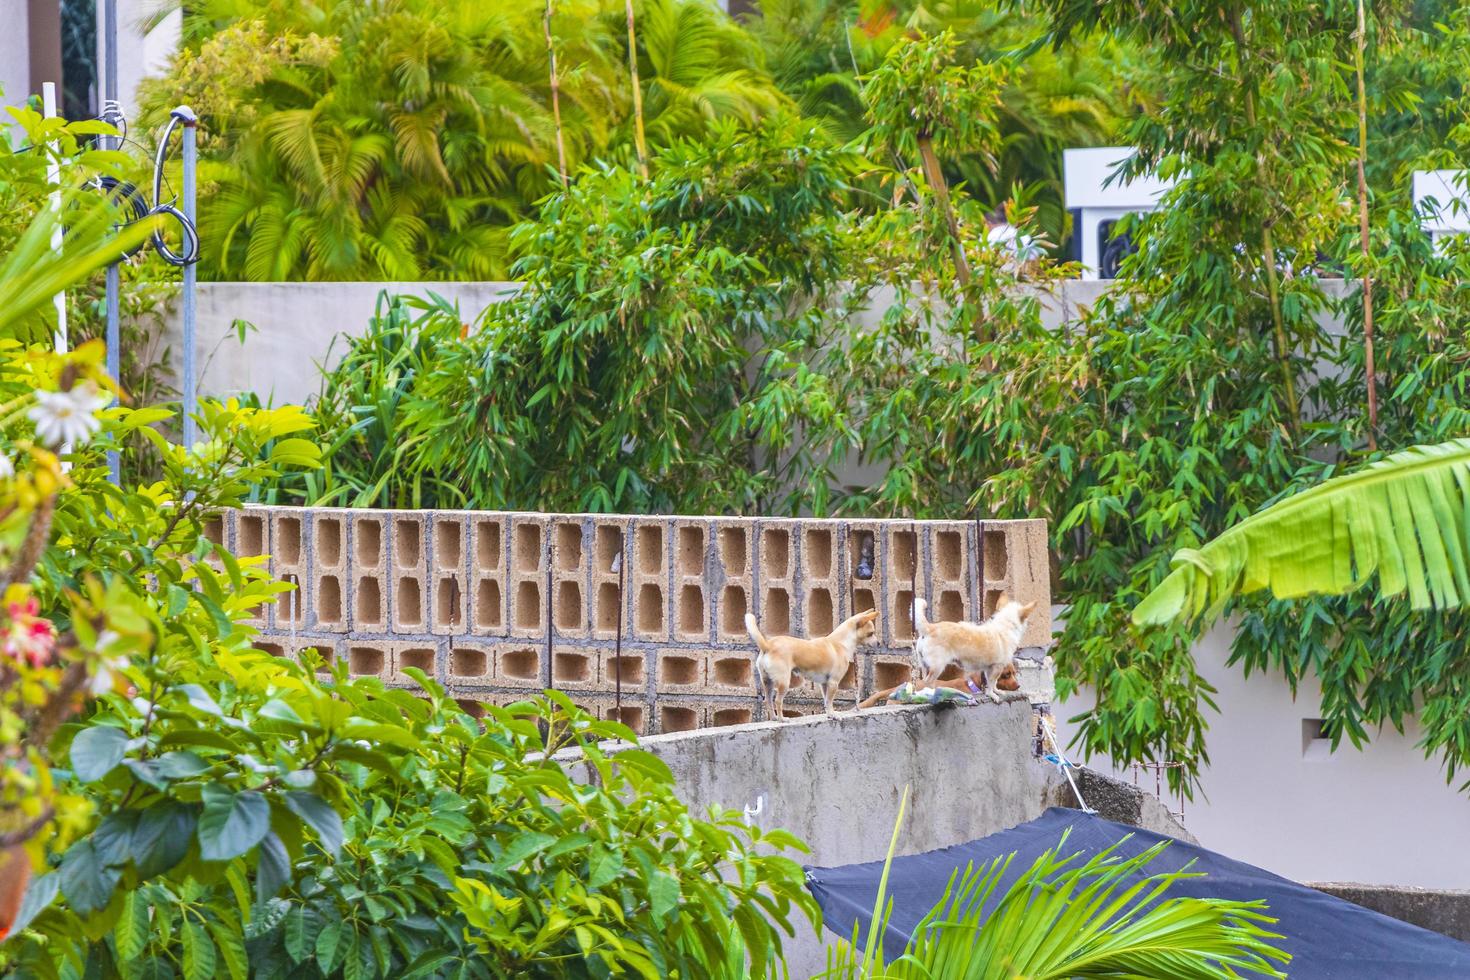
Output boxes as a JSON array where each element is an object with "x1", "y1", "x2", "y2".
[{"x1": 141, "y1": 0, "x2": 791, "y2": 281}]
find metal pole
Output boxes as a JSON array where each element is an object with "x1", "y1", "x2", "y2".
[
  {"x1": 103, "y1": 0, "x2": 120, "y2": 484},
  {"x1": 180, "y1": 110, "x2": 198, "y2": 449}
]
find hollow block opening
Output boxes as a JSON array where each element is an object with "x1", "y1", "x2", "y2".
[
  {"x1": 475, "y1": 520, "x2": 502, "y2": 571},
  {"x1": 397, "y1": 578, "x2": 423, "y2": 627},
  {"x1": 983, "y1": 529, "x2": 1008, "y2": 582},
  {"x1": 515, "y1": 581, "x2": 542, "y2": 631},
  {"x1": 607, "y1": 655, "x2": 643, "y2": 685},
  {"x1": 456, "y1": 699, "x2": 486, "y2": 719},
  {"x1": 203, "y1": 516, "x2": 224, "y2": 546},
  {"x1": 719, "y1": 527, "x2": 747, "y2": 574},
  {"x1": 713, "y1": 657, "x2": 751, "y2": 688},
  {"x1": 894, "y1": 590, "x2": 915, "y2": 639},
  {"x1": 434, "y1": 520, "x2": 462, "y2": 569},
  {"x1": 595, "y1": 524, "x2": 623, "y2": 573},
  {"x1": 712, "y1": 707, "x2": 751, "y2": 727},
  {"x1": 851, "y1": 530, "x2": 876, "y2": 579},
  {"x1": 807, "y1": 589, "x2": 834, "y2": 635},
  {"x1": 238, "y1": 515, "x2": 265, "y2": 557},
  {"x1": 805, "y1": 528, "x2": 833, "y2": 579},
  {"x1": 936, "y1": 530, "x2": 963, "y2": 581},
  {"x1": 636, "y1": 525, "x2": 663, "y2": 575},
  {"x1": 556, "y1": 581, "x2": 583, "y2": 631},
  {"x1": 555, "y1": 523, "x2": 582, "y2": 571},
  {"x1": 451, "y1": 647, "x2": 488, "y2": 677},
  {"x1": 763, "y1": 588, "x2": 790, "y2": 635},
  {"x1": 659, "y1": 655, "x2": 700, "y2": 687},
  {"x1": 476, "y1": 579, "x2": 502, "y2": 629},
  {"x1": 356, "y1": 577, "x2": 383, "y2": 626},
  {"x1": 677, "y1": 584, "x2": 704, "y2": 637},
  {"x1": 317, "y1": 575, "x2": 343, "y2": 624},
  {"x1": 839, "y1": 662, "x2": 857, "y2": 690},
  {"x1": 594, "y1": 582, "x2": 620, "y2": 633},
  {"x1": 608, "y1": 705, "x2": 644, "y2": 733},
  {"x1": 761, "y1": 528, "x2": 790, "y2": 578},
  {"x1": 315, "y1": 517, "x2": 342, "y2": 566},
  {"x1": 398, "y1": 647, "x2": 434, "y2": 676},
  {"x1": 278, "y1": 575, "x2": 302, "y2": 626},
  {"x1": 677, "y1": 526, "x2": 705, "y2": 575},
  {"x1": 892, "y1": 530, "x2": 916, "y2": 581},
  {"x1": 853, "y1": 588, "x2": 876, "y2": 614},
  {"x1": 636, "y1": 583, "x2": 664, "y2": 635},
  {"x1": 553, "y1": 652, "x2": 591, "y2": 684},
  {"x1": 276, "y1": 517, "x2": 302, "y2": 566},
  {"x1": 514, "y1": 523, "x2": 542, "y2": 573},
  {"x1": 720, "y1": 585, "x2": 747, "y2": 636},
  {"x1": 436, "y1": 576, "x2": 463, "y2": 628},
  {"x1": 984, "y1": 589, "x2": 1004, "y2": 619},
  {"x1": 660, "y1": 706, "x2": 698, "y2": 733},
  {"x1": 938, "y1": 589, "x2": 964, "y2": 623},
  {"x1": 938, "y1": 663, "x2": 963, "y2": 682},
  {"x1": 875, "y1": 661, "x2": 910, "y2": 689},
  {"x1": 254, "y1": 641, "x2": 285, "y2": 658},
  {"x1": 395, "y1": 519, "x2": 421, "y2": 568},
  {"x1": 349, "y1": 646, "x2": 385, "y2": 676},
  {"x1": 500, "y1": 648, "x2": 540, "y2": 681},
  {"x1": 355, "y1": 518, "x2": 382, "y2": 567},
  {"x1": 304, "y1": 646, "x2": 334, "y2": 673}
]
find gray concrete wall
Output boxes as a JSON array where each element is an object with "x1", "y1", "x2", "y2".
[
  {"x1": 587, "y1": 700, "x2": 1189, "y2": 974},
  {"x1": 1308, "y1": 882, "x2": 1470, "y2": 942}
]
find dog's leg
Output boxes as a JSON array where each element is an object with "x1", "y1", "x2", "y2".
[
  {"x1": 985, "y1": 664, "x2": 1005, "y2": 703},
  {"x1": 822, "y1": 679, "x2": 838, "y2": 716}
]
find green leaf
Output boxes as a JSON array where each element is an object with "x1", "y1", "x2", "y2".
[
  {"x1": 315, "y1": 917, "x2": 344, "y2": 974},
  {"x1": 255, "y1": 832, "x2": 292, "y2": 905},
  {"x1": 156, "y1": 750, "x2": 211, "y2": 780},
  {"x1": 115, "y1": 888, "x2": 151, "y2": 960},
  {"x1": 285, "y1": 791, "x2": 344, "y2": 858},
  {"x1": 207, "y1": 916, "x2": 249, "y2": 980},
  {"x1": 198, "y1": 786, "x2": 271, "y2": 861},
  {"x1": 588, "y1": 846, "x2": 622, "y2": 889},
  {"x1": 131, "y1": 801, "x2": 197, "y2": 878},
  {"x1": 9, "y1": 872, "x2": 59, "y2": 938},
  {"x1": 284, "y1": 906, "x2": 319, "y2": 964},
  {"x1": 71, "y1": 725, "x2": 128, "y2": 782},
  {"x1": 498, "y1": 831, "x2": 556, "y2": 871},
  {"x1": 183, "y1": 919, "x2": 217, "y2": 980},
  {"x1": 58, "y1": 838, "x2": 120, "y2": 915},
  {"x1": 648, "y1": 871, "x2": 680, "y2": 926}
]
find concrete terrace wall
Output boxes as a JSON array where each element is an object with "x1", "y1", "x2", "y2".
[
  {"x1": 576, "y1": 700, "x2": 1190, "y2": 974},
  {"x1": 221, "y1": 505, "x2": 1054, "y2": 734}
]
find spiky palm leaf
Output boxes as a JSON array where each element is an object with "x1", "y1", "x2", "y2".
[
  {"x1": 820, "y1": 828, "x2": 1289, "y2": 980},
  {"x1": 1134, "y1": 438, "x2": 1470, "y2": 627}
]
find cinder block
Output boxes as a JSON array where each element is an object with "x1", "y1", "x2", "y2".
[
  {"x1": 671, "y1": 520, "x2": 710, "y2": 643},
  {"x1": 508, "y1": 516, "x2": 548, "y2": 639},
  {"x1": 446, "y1": 642, "x2": 495, "y2": 688},
  {"x1": 352, "y1": 573, "x2": 388, "y2": 634},
  {"x1": 429, "y1": 514, "x2": 469, "y2": 636},
  {"x1": 346, "y1": 642, "x2": 392, "y2": 681},
  {"x1": 391, "y1": 643, "x2": 439, "y2": 686},
  {"x1": 313, "y1": 573, "x2": 346, "y2": 631},
  {"x1": 549, "y1": 517, "x2": 590, "y2": 638},
  {"x1": 236, "y1": 510, "x2": 269, "y2": 561},
  {"x1": 715, "y1": 582, "x2": 749, "y2": 642},
  {"x1": 884, "y1": 524, "x2": 921, "y2": 646},
  {"x1": 492, "y1": 642, "x2": 547, "y2": 689},
  {"x1": 629, "y1": 518, "x2": 669, "y2": 641},
  {"x1": 871, "y1": 655, "x2": 913, "y2": 693},
  {"x1": 926, "y1": 521, "x2": 975, "y2": 624},
  {"x1": 653, "y1": 648, "x2": 706, "y2": 695},
  {"x1": 201, "y1": 513, "x2": 226, "y2": 571},
  {"x1": 756, "y1": 519, "x2": 798, "y2": 638},
  {"x1": 655, "y1": 699, "x2": 706, "y2": 735},
  {"x1": 602, "y1": 700, "x2": 647, "y2": 736},
  {"x1": 469, "y1": 514, "x2": 508, "y2": 636},
  {"x1": 310, "y1": 509, "x2": 349, "y2": 631},
  {"x1": 390, "y1": 513, "x2": 428, "y2": 635},
  {"x1": 292, "y1": 639, "x2": 339, "y2": 675},
  {"x1": 455, "y1": 698, "x2": 487, "y2": 720},
  {"x1": 845, "y1": 519, "x2": 884, "y2": 636},
  {"x1": 706, "y1": 652, "x2": 755, "y2": 694},
  {"x1": 549, "y1": 644, "x2": 598, "y2": 691},
  {"x1": 268, "y1": 510, "x2": 308, "y2": 631},
  {"x1": 711, "y1": 519, "x2": 753, "y2": 642},
  {"x1": 598, "y1": 649, "x2": 646, "y2": 691},
  {"x1": 314, "y1": 511, "x2": 347, "y2": 571},
  {"x1": 393, "y1": 573, "x2": 427, "y2": 634},
  {"x1": 709, "y1": 704, "x2": 754, "y2": 728},
  {"x1": 590, "y1": 520, "x2": 629, "y2": 640},
  {"x1": 350, "y1": 513, "x2": 390, "y2": 634}
]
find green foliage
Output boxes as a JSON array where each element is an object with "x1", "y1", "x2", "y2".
[
  {"x1": 143, "y1": 0, "x2": 791, "y2": 281},
  {"x1": 820, "y1": 830, "x2": 1288, "y2": 979},
  {"x1": 863, "y1": 29, "x2": 1006, "y2": 163}
]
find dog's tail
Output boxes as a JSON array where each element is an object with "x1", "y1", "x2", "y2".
[
  {"x1": 912, "y1": 597, "x2": 931, "y2": 636},
  {"x1": 744, "y1": 613, "x2": 770, "y2": 652}
]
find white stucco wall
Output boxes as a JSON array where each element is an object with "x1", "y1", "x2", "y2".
[{"x1": 1057, "y1": 621, "x2": 1470, "y2": 889}]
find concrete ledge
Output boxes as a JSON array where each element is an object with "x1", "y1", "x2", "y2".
[{"x1": 1307, "y1": 882, "x2": 1470, "y2": 942}]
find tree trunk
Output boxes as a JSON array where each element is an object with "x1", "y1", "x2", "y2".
[
  {"x1": 625, "y1": 0, "x2": 648, "y2": 178},
  {"x1": 544, "y1": 0, "x2": 568, "y2": 188}
]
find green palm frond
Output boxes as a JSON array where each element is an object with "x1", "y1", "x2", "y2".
[
  {"x1": 1134, "y1": 438, "x2": 1470, "y2": 627},
  {"x1": 820, "y1": 830, "x2": 1289, "y2": 980}
]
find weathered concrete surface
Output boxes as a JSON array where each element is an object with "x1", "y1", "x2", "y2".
[
  {"x1": 586, "y1": 700, "x2": 1190, "y2": 975},
  {"x1": 1307, "y1": 882, "x2": 1470, "y2": 942}
]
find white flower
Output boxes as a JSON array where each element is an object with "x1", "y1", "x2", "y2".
[
  {"x1": 28, "y1": 384, "x2": 109, "y2": 448},
  {"x1": 87, "y1": 656, "x2": 127, "y2": 697},
  {"x1": 0, "y1": 453, "x2": 13, "y2": 480}
]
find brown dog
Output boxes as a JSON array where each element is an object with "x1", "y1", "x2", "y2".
[
  {"x1": 856, "y1": 663, "x2": 1020, "y2": 709},
  {"x1": 746, "y1": 610, "x2": 879, "y2": 719},
  {"x1": 914, "y1": 594, "x2": 1038, "y2": 700}
]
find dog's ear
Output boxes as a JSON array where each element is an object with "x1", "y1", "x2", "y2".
[
  {"x1": 859, "y1": 608, "x2": 879, "y2": 623},
  {"x1": 1019, "y1": 600, "x2": 1038, "y2": 620},
  {"x1": 994, "y1": 593, "x2": 1012, "y2": 610}
]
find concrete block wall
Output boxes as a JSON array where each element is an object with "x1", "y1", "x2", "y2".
[{"x1": 232, "y1": 506, "x2": 1054, "y2": 734}]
